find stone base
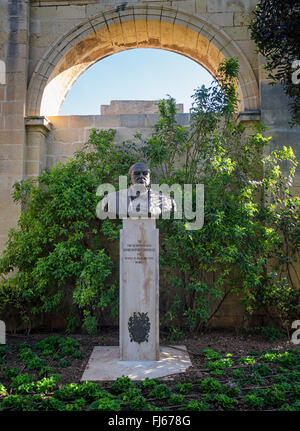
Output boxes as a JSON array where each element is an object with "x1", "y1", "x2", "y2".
[{"x1": 81, "y1": 346, "x2": 192, "y2": 381}]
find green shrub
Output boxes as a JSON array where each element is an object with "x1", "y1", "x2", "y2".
[
  {"x1": 138, "y1": 378, "x2": 157, "y2": 389},
  {"x1": 202, "y1": 348, "x2": 222, "y2": 360},
  {"x1": 213, "y1": 394, "x2": 237, "y2": 409},
  {"x1": 1, "y1": 366, "x2": 20, "y2": 379},
  {"x1": 261, "y1": 326, "x2": 285, "y2": 342},
  {"x1": 10, "y1": 374, "x2": 35, "y2": 394},
  {"x1": 184, "y1": 400, "x2": 210, "y2": 411},
  {"x1": 0, "y1": 58, "x2": 298, "y2": 333},
  {"x1": 168, "y1": 394, "x2": 185, "y2": 406},
  {"x1": 111, "y1": 376, "x2": 134, "y2": 394},
  {"x1": 239, "y1": 356, "x2": 256, "y2": 365},
  {"x1": 0, "y1": 394, "x2": 35, "y2": 411},
  {"x1": 88, "y1": 398, "x2": 121, "y2": 411},
  {"x1": 222, "y1": 383, "x2": 241, "y2": 397},
  {"x1": 206, "y1": 358, "x2": 233, "y2": 371},
  {"x1": 199, "y1": 378, "x2": 222, "y2": 393},
  {"x1": 64, "y1": 398, "x2": 85, "y2": 411},
  {"x1": 39, "y1": 397, "x2": 65, "y2": 411},
  {"x1": 149, "y1": 384, "x2": 172, "y2": 400},
  {"x1": 35, "y1": 375, "x2": 60, "y2": 394},
  {"x1": 54, "y1": 383, "x2": 80, "y2": 400},
  {"x1": 127, "y1": 396, "x2": 148, "y2": 411},
  {"x1": 0, "y1": 384, "x2": 7, "y2": 396},
  {"x1": 175, "y1": 383, "x2": 193, "y2": 394},
  {"x1": 243, "y1": 394, "x2": 264, "y2": 408},
  {"x1": 231, "y1": 369, "x2": 243, "y2": 379},
  {"x1": 261, "y1": 386, "x2": 286, "y2": 407}
]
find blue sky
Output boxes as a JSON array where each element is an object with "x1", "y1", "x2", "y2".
[{"x1": 59, "y1": 48, "x2": 214, "y2": 115}]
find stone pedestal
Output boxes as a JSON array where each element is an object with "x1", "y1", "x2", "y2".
[
  {"x1": 120, "y1": 218, "x2": 159, "y2": 361},
  {"x1": 81, "y1": 208, "x2": 192, "y2": 381}
]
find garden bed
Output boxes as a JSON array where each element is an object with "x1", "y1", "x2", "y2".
[{"x1": 0, "y1": 328, "x2": 299, "y2": 411}]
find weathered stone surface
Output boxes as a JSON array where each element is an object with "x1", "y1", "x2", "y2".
[
  {"x1": 101, "y1": 100, "x2": 184, "y2": 115},
  {"x1": 81, "y1": 345, "x2": 192, "y2": 381},
  {"x1": 120, "y1": 219, "x2": 159, "y2": 361}
]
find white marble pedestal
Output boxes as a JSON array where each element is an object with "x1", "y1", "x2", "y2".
[
  {"x1": 120, "y1": 218, "x2": 159, "y2": 361},
  {"x1": 81, "y1": 218, "x2": 192, "y2": 381}
]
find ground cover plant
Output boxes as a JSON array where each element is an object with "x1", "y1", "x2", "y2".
[{"x1": 0, "y1": 334, "x2": 299, "y2": 411}]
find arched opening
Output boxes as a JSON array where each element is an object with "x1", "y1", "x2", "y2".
[
  {"x1": 58, "y1": 48, "x2": 215, "y2": 116},
  {"x1": 27, "y1": 7, "x2": 259, "y2": 117}
]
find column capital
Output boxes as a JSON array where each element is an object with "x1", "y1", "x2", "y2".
[
  {"x1": 25, "y1": 116, "x2": 52, "y2": 134},
  {"x1": 237, "y1": 110, "x2": 261, "y2": 124}
]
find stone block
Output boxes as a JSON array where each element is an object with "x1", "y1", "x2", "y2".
[
  {"x1": 25, "y1": 145, "x2": 40, "y2": 161},
  {"x1": 31, "y1": 5, "x2": 86, "y2": 20},
  {"x1": 173, "y1": 1, "x2": 196, "y2": 15},
  {"x1": 235, "y1": 40, "x2": 258, "y2": 69},
  {"x1": 205, "y1": 12, "x2": 234, "y2": 27},
  {"x1": 0, "y1": 144, "x2": 24, "y2": 160},
  {"x1": 94, "y1": 115, "x2": 122, "y2": 127},
  {"x1": 5, "y1": 71, "x2": 27, "y2": 87},
  {"x1": 195, "y1": 0, "x2": 207, "y2": 12},
  {"x1": 0, "y1": 3, "x2": 8, "y2": 18},
  {"x1": 30, "y1": 33, "x2": 57, "y2": 49},
  {"x1": 223, "y1": 25, "x2": 250, "y2": 41},
  {"x1": 5, "y1": 85, "x2": 26, "y2": 101},
  {"x1": 4, "y1": 114, "x2": 25, "y2": 130},
  {"x1": 234, "y1": 12, "x2": 252, "y2": 26},
  {"x1": 0, "y1": 159, "x2": 23, "y2": 175},
  {"x1": 207, "y1": 0, "x2": 257, "y2": 13},
  {"x1": 2, "y1": 101, "x2": 25, "y2": 116},
  {"x1": 25, "y1": 160, "x2": 41, "y2": 176},
  {"x1": 53, "y1": 127, "x2": 83, "y2": 143},
  {"x1": 120, "y1": 114, "x2": 147, "y2": 128}
]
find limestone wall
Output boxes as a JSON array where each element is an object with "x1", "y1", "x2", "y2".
[
  {"x1": 46, "y1": 113, "x2": 190, "y2": 168},
  {"x1": 101, "y1": 100, "x2": 184, "y2": 115}
]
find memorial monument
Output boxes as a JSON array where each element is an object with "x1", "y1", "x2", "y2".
[{"x1": 81, "y1": 163, "x2": 192, "y2": 380}]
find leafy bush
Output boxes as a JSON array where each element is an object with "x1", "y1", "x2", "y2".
[
  {"x1": 261, "y1": 326, "x2": 285, "y2": 342},
  {"x1": 0, "y1": 394, "x2": 36, "y2": 411},
  {"x1": 138, "y1": 378, "x2": 158, "y2": 389},
  {"x1": 261, "y1": 386, "x2": 286, "y2": 407},
  {"x1": 250, "y1": 0, "x2": 300, "y2": 125},
  {"x1": 184, "y1": 400, "x2": 210, "y2": 411},
  {"x1": 198, "y1": 377, "x2": 222, "y2": 393},
  {"x1": 243, "y1": 394, "x2": 264, "y2": 408},
  {"x1": 88, "y1": 398, "x2": 121, "y2": 411},
  {"x1": 212, "y1": 393, "x2": 237, "y2": 409},
  {"x1": 168, "y1": 394, "x2": 185, "y2": 406},
  {"x1": 0, "y1": 129, "x2": 134, "y2": 331},
  {"x1": 10, "y1": 374, "x2": 34, "y2": 394},
  {"x1": 111, "y1": 376, "x2": 134, "y2": 394},
  {"x1": 0, "y1": 58, "x2": 298, "y2": 333},
  {"x1": 35, "y1": 375, "x2": 60, "y2": 393},
  {"x1": 175, "y1": 382, "x2": 193, "y2": 394},
  {"x1": 149, "y1": 384, "x2": 172, "y2": 400},
  {"x1": 1, "y1": 366, "x2": 19, "y2": 379}
]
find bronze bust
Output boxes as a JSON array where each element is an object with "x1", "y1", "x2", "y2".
[{"x1": 99, "y1": 162, "x2": 175, "y2": 218}]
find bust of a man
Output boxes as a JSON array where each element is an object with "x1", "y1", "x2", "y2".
[{"x1": 99, "y1": 162, "x2": 175, "y2": 219}]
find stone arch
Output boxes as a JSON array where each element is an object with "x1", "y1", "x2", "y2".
[{"x1": 27, "y1": 5, "x2": 259, "y2": 116}]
